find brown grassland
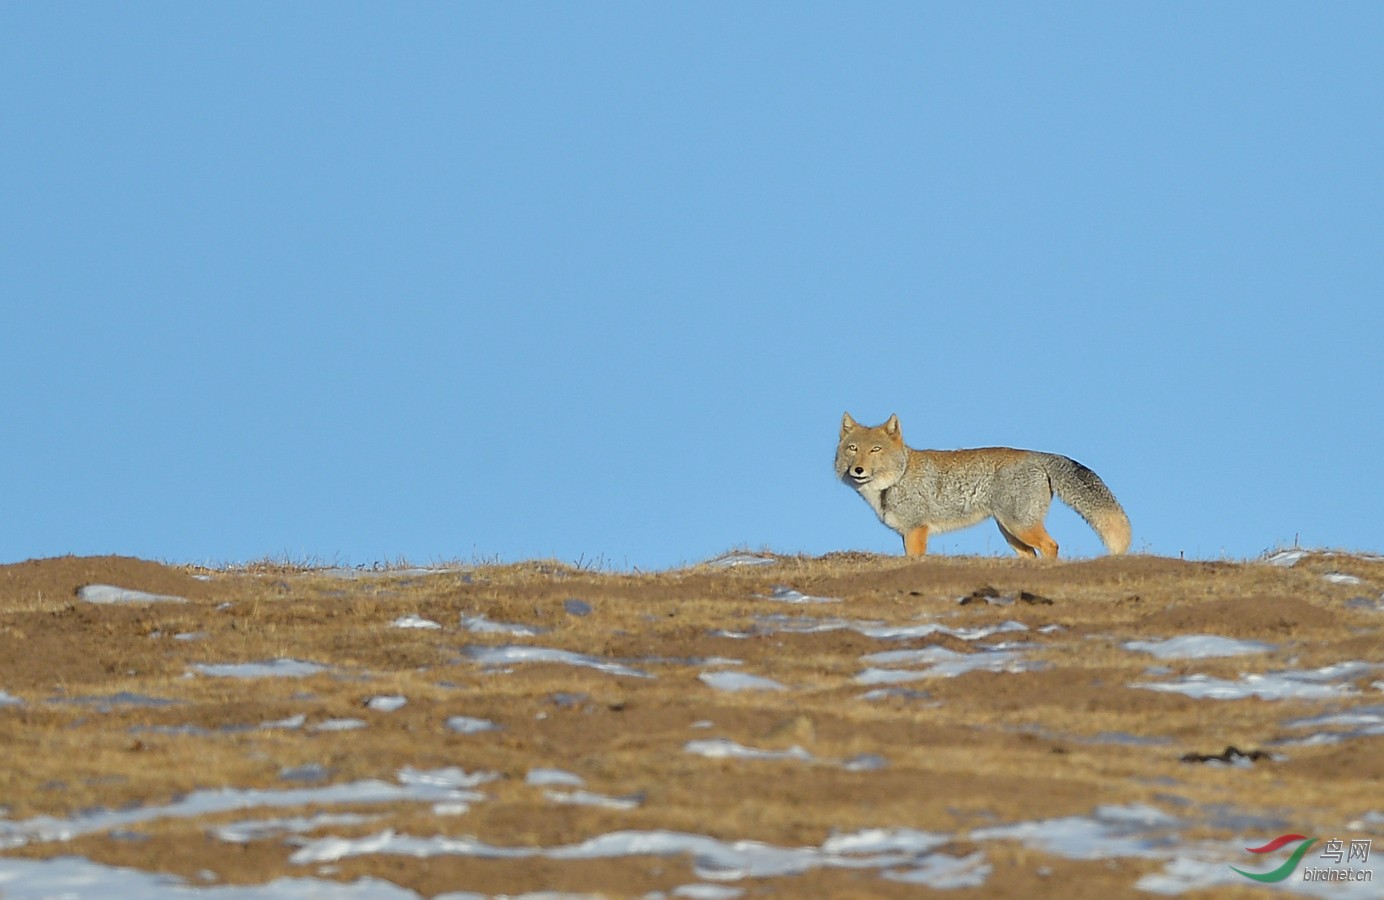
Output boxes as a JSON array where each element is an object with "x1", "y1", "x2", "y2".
[{"x1": 0, "y1": 550, "x2": 1381, "y2": 897}]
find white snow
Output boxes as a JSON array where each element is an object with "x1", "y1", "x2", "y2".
[
  {"x1": 459, "y1": 614, "x2": 547, "y2": 636},
  {"x1": 309, "y1": 718, "x2": 367, "y2": 732},
  {"x1": 0, "y1": 858, "x2": 418, "y2": 898},
  {"x1": 526, "y1": 768, "x2": 585, "y2": 787},
  {"x1": 78, "y1": 584, "x2": 188, "y2": 604},
  {"x1": 754, "y1": 615, "x2": 1028, "y2": 641},
  {"x1": 856, "y1": 646, "x2": 1033, "y2": 682},
  {"x1": 462, "y1": 645, "x2": 651, "y2": 679},
  {"x1": 0, "y1": 768, "x2": 496, "y2": 851},
  {"x1": 543, "y1": 789, "x2": 641, "y2": 810},
  {"x1": 860, "y1": 619, "x2": 1029, "y2": 641},
  {"x1": 287, "y1": 824, "x2": 968, "y2": 886},
  {"x1": 671, "y1": 885, "x2": 744, "y2": 899},
  {"x1": 841, "y1": 753, "x2": 888, "y2": 772},
  {"x1": 758, "y1": 586, "x2": 841, "y2": 604},
  {"x1": 259, "y1": 714, "x2": 307, "y2": 731},
  {"x1": 968, "y1": 804, "x2": 1376, "y2": 896},
  {"x1": 682, "y1": 741, "x2": 887, "y2": 773},
  {"x1": 698, "y1": 671, "x2": 787, "y2": 692},
  {"x1": 444, "y1": 716, "x2": 498, "y2": 734},
  {"x1": 971, "y1": 803, "x2": 1180, "y2": 860},
  {"x1": 1287, "y1": 706, "x2": 1384, "y2": 729},
  {"x1": 705, "y1": 553, "x2": 778, "y2": 568},
  {"x1": 1132, "y1": 662, "x2": 1375, "y2": 700},
  {"x1": 683, "y1": 739, "x2": 815, "y2": 763},
  {"x1": 213, "y1": 812, "x2": 379, "y2": 844},
  {"x1": 1137, "y1": 852, "x2": 1382, "y2": 898},
  {"x1": 1281, "y1": 705, "x2": 1384, "y2": 744},
  {"x1": 190, "y1": 659, "x2": 330, "y2": 679},
  {"x1": 1263, "y1": 548, "x2": 1310, "y2": 567},
  {"x1": 882, "y1": 851, "x2": 992, "y2": 888},
  {"x1": 365, "y1": 695, "x2": 407, "y2": 712},
  {"x1": 390, "y1": 615, "x2": 442, "y2": 630},
  {"x1": 1124, "y1": 635, "x2": 1275, "y2": 659}
]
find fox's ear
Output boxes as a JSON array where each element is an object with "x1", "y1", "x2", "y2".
[
  {"x1": 884, "y1": 414, "x2": 901, "y2": 437},
  {"x1": 841, "y1": 412, "x2": 857, "y2": 436}
]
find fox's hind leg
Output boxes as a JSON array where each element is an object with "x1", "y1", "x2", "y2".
[
  {"x1": 996, "y1": 518, "x2": 1059, "y2": 559},
  {"x1": 996, "y1": 521, "x2": 1037, "y2": 557},
  {"x1": 1017, "y1": 523, "x2": 1059, "y2": 559}
]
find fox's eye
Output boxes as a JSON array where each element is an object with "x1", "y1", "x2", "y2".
[
  {"x1": 870, "y1": 445, "x2": 881, "y2": 453},
  {"x1": 846, "y1": 444, "x2": 857, "y2": 452}
]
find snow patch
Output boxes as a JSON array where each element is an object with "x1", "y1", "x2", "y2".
[
  {"x1": 444, "y1": 716, "x2": 498, "y2": 734},
  {"x1": 0, "y1": 858, "x2": 418, "y2": 898},
  {"x1": 1133, "y1": 662, "x2": 1375, "y2": 700},
  {"x1": 459, "y1": 614, "x2": 547, "y2": 637},
  {"x1": 698, "y1": 671, "x2": 787, "y2": 692},
  {"x1": 190, "y1": 659, "x2": 330, "y2": 679},
  {"x1": 684, "y1": 739, "x2": 814, "y2": 763},
  {"x1": 526, "y1": 768, "x2": 584, "y2": 787},
  {"x1": 759, "y1": 586, "x2": 841, "y2": 604},
  {"x1": 78, "y1": 584, "x2": 188, "y2": 604},
  {"x1": 857, "y1": 646, "x2": 1035, "y2": 682},
  {"x1": 287, "y1": 825, "x2": 970, "y2": 887},
  {"x1": 463, "y1": 645, "x2": 651, "y2": 679},
  {"x1": 390, "y1": 615, "x2": 441, "y2": 630},
  {"x1": 0, "y1": 768, "x2": 496, "y2": 851},
  {"x1": 1124, "y1": 635, "x2": 1275, "y2": 659}
]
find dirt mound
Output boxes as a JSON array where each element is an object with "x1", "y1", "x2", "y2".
[
  {"x1": 0, "y1": 551, "x2": 1379, "y2": 897},
  {"x1": 0, "y1": 555, "x2": 222, "y2": 606},
  {"x1": 1139, "y1": 593, "x2": 1340, "y2": 637},
  {"x1": 0, "y1": 556, "x2": 236, "y2": 691}
]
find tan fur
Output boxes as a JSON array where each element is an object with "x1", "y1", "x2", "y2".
[{"x1": 836, "y1": 412, "x2": 1131, "y2": 558}]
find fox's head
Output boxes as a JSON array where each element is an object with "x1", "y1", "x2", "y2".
[{"x1": 836, "y1": 412, "x2": 908, "y2": 491}]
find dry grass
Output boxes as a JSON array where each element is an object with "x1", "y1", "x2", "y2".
[{"x1": 0, "y1": 550, "x2": 1380, "y2": 897}]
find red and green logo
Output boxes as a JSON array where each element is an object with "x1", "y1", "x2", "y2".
[{"x1": 1231, "y1": 834, "x2": 1318, "y2": 882}]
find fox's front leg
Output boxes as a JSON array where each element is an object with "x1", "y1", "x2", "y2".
[{"x1": 904, "y1": 526, "x2": 929, "y2": 557}]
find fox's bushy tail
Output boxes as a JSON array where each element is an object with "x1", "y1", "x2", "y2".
[{"x1": 1044, "y1": 455, "x2": 1131, "y2": 555}]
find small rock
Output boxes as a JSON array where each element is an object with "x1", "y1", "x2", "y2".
[{"x1": 1180, "y1": 745, "x2": 1273, "y2": 765}]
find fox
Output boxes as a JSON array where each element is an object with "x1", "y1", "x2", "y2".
[{"x1": 836, "y1": 412, "x2": 1131, "y2": 558}]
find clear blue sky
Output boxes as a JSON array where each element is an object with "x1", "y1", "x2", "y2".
[{"x1": 3, "y1": 4, "x2": 1380, "y2": 569}]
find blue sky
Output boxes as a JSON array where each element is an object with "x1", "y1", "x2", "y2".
[{"x1": 3, "y1": 3, "x2": 1380, "y2": 569}]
